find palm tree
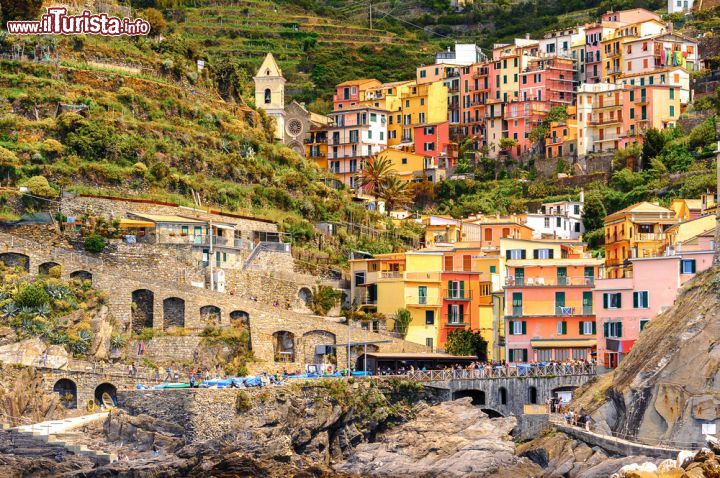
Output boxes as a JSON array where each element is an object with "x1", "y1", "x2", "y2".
[
  {"x1": 379, "y1": 175, "x2": 411, "y2": 214},
  {"x1": 356, "y1": 154, "x2": 394, "y2": 211}
]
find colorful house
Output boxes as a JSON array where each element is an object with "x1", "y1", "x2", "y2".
[
  {"x1": 603, "y1": 202, "x2": 678, "y2": 278},
  {"x1": 502, "y1": 238, "x2": 603, "y2": 363},
  {"x1": 594, "y1": 227, "x2": 714, "y2": 368},
  {"x1": 376, "y1": 148, "x2": 430, "y2": 182},
  {"x1": 333, "y1": 79, "x2": 381, "y2": 110},
  {"x1": 545, "y1": 113, "x2": 578, "y2": 159}
]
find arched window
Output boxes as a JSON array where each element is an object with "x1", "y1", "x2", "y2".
[
  {"x1": 499, "y1": 387, "x2": 507, "y2": 405},
  {"x1": 264, "y1": 88, "x2": 272, "y2": 104}
]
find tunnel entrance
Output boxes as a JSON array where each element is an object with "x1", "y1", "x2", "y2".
[{"x1": 452, "y1": 389, "x2": 486, "y2": 405}]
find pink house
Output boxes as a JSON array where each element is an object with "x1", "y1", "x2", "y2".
[
  {"x1": 594, "y1": 229, "x2": 714, "y2": 368},
  {"x1": 584, "y1": 23, "x2": 604, "y2": 84},
  {"x1": 504, "y1": 100, "x2": 551, "y2": 158},
  {"x1": 333, "y1": 79, "x2": 381, "y2": 110},
  {"x1": 414, "y1": 122, "x2": 451, "y2": 168}
]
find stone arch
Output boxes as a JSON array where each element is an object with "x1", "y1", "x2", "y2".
[
  {"x1": 163, "y1": 297, "x2": 185, "y2": 330},
  {"x1": 69, "y1": 270, "x2": 93, "y2": 283},
  {"x1": 528, "y1": 386, "x2": 538, "y2": 404},
  {"x1": 302, "y1": 330, "x2": 336, "y2": 365},
  {"x1": 498, "y1": 386, "x2": 508, "y2": 405},
  {"x1": 273, "y1": 331, "x2": 295, "y2": 363},
  {"x1": 481, "y1": 408, "x2": 505, "y2": 418},
  {"x1": 53, "y1": 379, "x2": 77, "y2": 409},
  {"x1": 38, "y1": 261, "x2": 60, "y2": 276},
  {"x1": 298, "y1": 287, "x2": 312, "y2": 306},
  {"x1": 0, "y1": 252, "x2": 30, "y2": 272},
  {"x1": 551, "y1": 386, "x2": 577, "y2": 404},
  {"x1": 453, "y1": 389, "x2": 486, "y2": 405},
  {"x1": 131, "y1": 289, "x2": 154, "y2": 333},
  {"x1": 230, "y1": 310, "x2": 250, "y2": 328},
  {"x1": 94, "y1": 382, "x2": 117, "y2": 407},
  {"x1": 200, "y1": 305, "x2": 221, "y2": 326}
]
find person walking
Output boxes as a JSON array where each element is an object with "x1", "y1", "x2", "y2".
[{"x1": 164, "y1": 365, "x2": 173, "y2": 384}]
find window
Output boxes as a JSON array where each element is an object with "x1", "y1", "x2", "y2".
[
  {"x1": 603, "y1": 292, "x2": 622, "y2": 309},
  {"x1": 506, "y1": 249, "x2": 526, "y2": 260},
  {"x1": 572, "y1": 349, "x2": 587, "y2": 360},
  {"x1": 420, "y1": 98, "x2": 425, "y2": 106},
  {"x1": 557, "y1": 320, "x2": 567, "y2": 335},
  {"x1": 354, "y1": 272, "x2": 365, "y2": 286},
  {"x1": 579, "y1": 321, "x2": 596, "y2": 335},
  {"x1": 544, "y1": 217, "x2": 550, "y2": 228},
  {"x1": 680, "y1": 259, "x2": 696, "y2": 274},
  {"x1": 425, "y1": 310, "x2": 434, "y2": 325},
  {"x1": 509, "y1": 320, "x2": 526, "y2": 335},
  {"x1": 420, "y1": 70, "x2": 427, "y2": 78},
  {"x1": 418, "y1": 286, "x2": 427, "y2": 305},
  {"x1": 574, "y1": 205, "x2": 580, "y2": 215},
  {"x1": 533, "y1": 248, "x2": 554, "y2": 259},
  {"x1": 448, "y1": 304, "x2": 464, "y2": 324},
  {"x1": 490, "y1": 265, "x2": 497, "y2": 274},
  {"x1": 401, "y1": 157, "x2": 407, "y2": 165},
  {"x1": 555, "y1": 292, "x2": 566, "y2": 310},
  {"x1": 640, "y1": 319, "x2": 649, "y2": 331},
  {"x1": 425, "y1": 337, "x2": 433, "y2": 349},
  {"x1": 670, "y1": 105, "x2": 675, "y2": 117},
  {"x1": 512, "y1": 292, "x2": 523, "y2": 315},
  {"x1": 424, "y1": 142, "x2": 435, "y2": 151},
  {"x1": 447, "y1": 280, "x2": 465, "y2": 299},
  {"x1": 510, "y1": 349, "x2": 528, "y2": 362},
  {"x1": 181, "y1": 225, "x2": 189, "y2": 236},
  {"x1": 368, "y1": 130, "x2": 372, "y2": 139},
  {"x1": 556, "y1": 349, "x2": 569, "y2": 361},
  {"x1": 604, "y1": 321, "x2": 623, "y2": 338},
  {"x1": 536, "y1": 349, "x2": 552, "y2": 362},
  {"x1": 633, "y1": 291, "x2": 649, "y2": 309}
]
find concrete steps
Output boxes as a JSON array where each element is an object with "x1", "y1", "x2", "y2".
[{"x1": 10, "y1": 412, "x2": 117, "y2": 465}]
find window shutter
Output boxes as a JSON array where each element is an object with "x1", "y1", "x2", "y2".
[
  {"x1": 617, "y1": 294, "x2": 622, "y2": 308},
  {"x1": 506, "y1": 250, "x2": 511, "y2": 260},
  {"x1": 459, "y1": 281, "x2": 465, "y2": 298},
  {"x1": 509, "y1": 321, "x2": 514, "y2": 334},
  {"x1": 603, "y1": 294, "x2": 609, "y2": 309},
  {"x1": 633, "y1": 292, "x2": 638, "y2": 308},
  {"x1": 679, "y1": 260, "x2": 683, "y2": 274},
  {"x1": 592, "y1": 321, "x2": 597, "y2": 335},
  {"x1": 691, "y1": 260, "x2": 696, "y2": 273},
  {"x1": 549, "y1": 249, "x2": 554, "y2": 259},
  {"x1": 618, "y1": 322, "x2": 623, "y2": 337},
  {"x1": 521, "y1": 250, "x2": 527, "y2": 259},
  {"x1": 521, "y1": 321, "x2": 527, "y2": 334},
  {"x1": 579, "y1": 321, "x2": 584, "y2": 335},
  {"x1": 533, "y1": 249, "x2": 539, "y2": 259},
  {"x1": 522, "y1": 349, "x2": 528, "y2": 362},
  {"x1": 603, "y1": 322, "x2": 609, "y2": 338},
  {"x1": 459, "y1": 304, "x2": 464, "y2": 322},
  {"x1": 562, "y1": 321, "x2": 567, "y2": 335}
]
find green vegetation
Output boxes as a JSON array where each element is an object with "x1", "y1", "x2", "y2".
[
  {"x1": 310, "y1": 285, "x2": 341, "y2": 315},
  {"x1": 393, "y1": 308, "x2": 412, "y2": 338},
  {"x1": 83, "y1": 233, "x2": 107, "y2": 253},
  {"x1": 235, "y1": 390, "x2": 252, "y2": 413},
  {"x1": 445, "y1": 329, "x2": 487, "y2": 361}
]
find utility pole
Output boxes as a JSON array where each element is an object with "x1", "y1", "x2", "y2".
[
  {"x1": 209, "y1": 220, "x2": 215, "y2": 291},
  {"x1": 714, "y1": 122, "x2": 720, "y2": 266},
  {"x1": 369, "y1": 1, "x2": 372, "y2": 30}
]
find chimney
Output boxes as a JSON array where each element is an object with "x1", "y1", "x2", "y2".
[
  {"x1": 525, "y1": 33, "x2": 530, "y2": 40},
  {"x1": 579, "y1": 189, "x2": 585, "y2": 204}
]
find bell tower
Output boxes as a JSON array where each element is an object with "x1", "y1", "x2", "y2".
[{"x1": 253, "y1": 52, "x2": 286, "y2": 141}]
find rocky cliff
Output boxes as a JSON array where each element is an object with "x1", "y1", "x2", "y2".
[{"x1": 572, "y1": 266, "x2": 720, "y2": 446}]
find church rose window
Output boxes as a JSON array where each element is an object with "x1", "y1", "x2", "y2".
[{"x1": 287, "y1": 119, "x2": 303, "y2": 136}]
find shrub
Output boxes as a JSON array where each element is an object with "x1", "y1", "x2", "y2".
[
  {"x1": 25, "y1": 175, "x2": 58, "y2": 198},
  {"x1": 84, "y1": 233, "x2": 107, "y2": 253},
  {"x1": 15, "y1": 284, "x2": 50, "y2": 309},
  {"x1": 150, "y1": 161, "x2": 170, "y2": 180},
  {"x1": 0, "y1": 146, "x2": 19, "y2": 167},
  {"x1": 41, "y1": 139, "x2": 64, "y2": 156},
  {"x1": 393, "y1": 308, "x2": 412, "y2": 338},
  {"x1": 132, "y1": 162, "x2": 148, "y2": 175},
  {"x1": 235, "y1": 390, "x2": 252, "y2": 413},
  {"x1": 310, "y1": 285, "x2": 341, "y2": 315}
]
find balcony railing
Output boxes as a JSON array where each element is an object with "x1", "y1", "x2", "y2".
[
  {"x1": 379, "y1": 271, "x2": 403, "y2": 279},
  {"x1": 589, "y1": 117, "x2": 622, "y2": 126},
  {"x1": 407, "y1": 363, "x2": 597, "y2": 380},
  {"x1": 443, "y1": 289, "x2": 473, "y2": 300},
  {"x1": 444, "y1": 314, "x2": 468, "y2": 326},
  {"x1": 405, "y1": 295, "x2": 440, "y2": 306},
  {"x1": 637, "y1": 233, "x2": 666, "y2": 241},
  {"x1": 505, "y1": 276, "x2": 595, "y2": 287}
]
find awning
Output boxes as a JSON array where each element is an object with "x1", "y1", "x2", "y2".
[
  {"x1": 605, "y1": 339, "x2": 636, "y2": 353},
  {"x1": 213, "y1": 223, "x2": 236, "y2": 231},
  {"x1": 531, "y1": 339, "x2": 597, "y2": 349},
  {"x1": 119, "y1": 219, "x2": 155, "y2": 228}
]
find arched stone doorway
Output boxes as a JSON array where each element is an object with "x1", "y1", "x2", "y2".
[
  {"x1": 200, "y1": 305, "x2": 221, "y2": 326},
  {"x1": 53, "y1": 379, "x2": 77, "y2": 409},
  {"x1": 453, "y1": 389, "x2": 486, "y2": 405},
  {"x1": 482, "y1": 408, "x2": 504, "y2": 418},
  {"x1": 131, "y1": 289, "x2": 154, "y2": 333},
  {"x1": 94, "y1": 383, "x2": 118, "y2": 407},
  {"x1": 230, "y1": 310, "x2": 250, "y2": 328},
  {"x1": 273, "y1": 331, "x2": 295, "y2": 363},
  {"x1": 298, "y1": 287, "x2": 312, "y2": 307},
  {"x1": 70, "y1": 270, "x2": 93, "y2": 283},
  {"x1": 38, "y1": 261, "x2": 60, "y2": 277},
  {"x1": 302, "y1": 330, "x2": 336, "y2": 365},
  {"x1": 0, "y1": 252, "x2": 29, "y2": 272},
  {"x1": 163, "y1": 297, "x2": 185, "y2": 330},
  {"x1": 498, "y1": 387, "x2": 508, "y2": 405}
]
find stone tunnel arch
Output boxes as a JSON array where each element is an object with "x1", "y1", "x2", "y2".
[
  {"x1": 38, "y1": 261, "x2": 60, "y2": 276},
  {"x1": 498, "y1": 386, "x2": 508, "y2": 405},
  {"x1": 481, "y1": 408, "x2": 505, "y2": 418},
  {"x1": 70, "y1": 270, "x2": 93, "y2": 283},
  {"x1": 453, "y1": 389, "x2": 486, "y2": 405},
  {"x1": 53, "y1": 379, "x2": 77, "y2": 409},
  {"x1": 94, "y1": 383, "x2": 118, "y2": 407},
  {"x1": 163, "y1": 297, "x2": 185, "y2": 330},
  {"x1": 528, "y1": 386, "x2": 538, "y2": 404},
  {"x1": 302, "y1": 330, "x2": 336, "y2": 365},
  {"x1": 0, "y1": 252, "x2": 30, "y2": 272},
  {"x1": 552, "y1": 386, "x2": 577, "y2": 404},
  {"x1": 273, "y1": 331, "x2": 295, "y2": 363},
  {"x1": 131, "y1": 289, "x2": 154, "y2": 333},
  {"x1": 200, "y1": 305, "x2": 221, "y2": 326},
  {"x1": 298, "y1": 287, "x2": 312, "y2": 306}
]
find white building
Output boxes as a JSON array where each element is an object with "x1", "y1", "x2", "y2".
[
  {"x1": 436, "y1": 43, "x2": 485, "y2": 66},
  {"x1": 525, "y1": 194, "x2": 585, "y2": 240},
  {"x1": 668, "y1": 0, "x2": 693, "y2": 14}
]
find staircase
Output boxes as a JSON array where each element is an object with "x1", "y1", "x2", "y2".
[{"x1": 9, "y1": 412, "x2": 116, "y2": 465}]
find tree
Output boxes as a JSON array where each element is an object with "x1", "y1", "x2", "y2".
[
  {"x1": 582, "y1": 191, "x2": 607, "y2": 233},
  {"x1": 715, "y1": 120, "x2": 720, "y2": 267},
  {"x1": 499, "y1": 137, "x2": 517, "y2": 152},
  {"x1": 393, "y1": 308, "x2": 412, "y2": 337},
  {"x1": 379, "y1": 175, "x2": 411, "y2": 214},
  {"x1": 84, "y1": 233, "x2": 107, "y2": 253},
  {"x1": 445, "y1": 329, "x2": 487, "y2": 361},
  {"x1": 310, "y1": 285, "x2": 341, "y2": 316},
  {"x1": 409, "y1": 178, "x2": 436, "y2": 210},
  {"x1": 356, "y1": 154, "x2": 394, "y2": 211},
  {"x1": 641, "y1": 128, "x2": 666, "y2": 166},
  {"x1": 142, "y1": 8, "x2": 167, "y2": 37},
  {"x1": 0, "y1": 0, "x2": 43, "y2": 23}
]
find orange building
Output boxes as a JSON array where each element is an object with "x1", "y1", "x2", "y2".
[{"x1": 501, "y1": 238, "x2": 603, "y2": 363}]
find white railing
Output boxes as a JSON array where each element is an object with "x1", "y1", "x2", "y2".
[{"x1": 407, "y1": 363, "x2": 596, "y2": 381}]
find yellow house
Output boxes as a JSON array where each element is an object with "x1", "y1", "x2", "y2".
[
  {"x1": 391, "y1": 80, "x2": 449, "y2": 145},
  {"x1": 664, "y1": 214, "x2": 717, "y2": 251},
  {"x1": 378, "y1": 148, "x2": 430, "y2": 181},
  {"x1": 603, "y1": 202, "x2": 677, "y2": 278}
]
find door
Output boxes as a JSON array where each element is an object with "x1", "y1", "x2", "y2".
[
  {"x1": 515, "y1": 268, "x2": 524, "y2": 286},
  {"x1": 557, "y1": 267, "x2": 568, "y2": 286},
  {"x1": 512, "y1": 292, "x2": 523, "y2": 316},
  {"x1": 583, "y1": 291, "x2": 593, "y2": 315},
  {"x1": 584, "y1": 266, "x2": 594, "y2": 285}
]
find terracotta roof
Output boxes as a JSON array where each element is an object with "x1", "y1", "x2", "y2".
[
  {"x1": 604, "y1": 201, "x2": 675, "y2": 221},
  {"x1": 336, "y1": 78, "x2": 380, "y2": 87}
]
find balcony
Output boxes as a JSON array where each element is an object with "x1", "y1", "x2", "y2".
[
  {"x1": 379, "y1": 271, "x2": 403, "y2": 279},
  {"x1": 444, "y1": 314, "x2": 468, "y2": 326},
  {"x1": 443, "y1": 289, "x2": 473, "y2": 300},
  {"x1": 589, "y1": 117, "x2": 622, "y2": 126},
  {"x1": 509, "y1": 306, "x2": 523, "y2": 317},
  {"x1": 504, "y1": 276, "x2": 595, "y2": 287},
  {"x1": 636, "y1": 233, "x2": 666, "y2": 241}
]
